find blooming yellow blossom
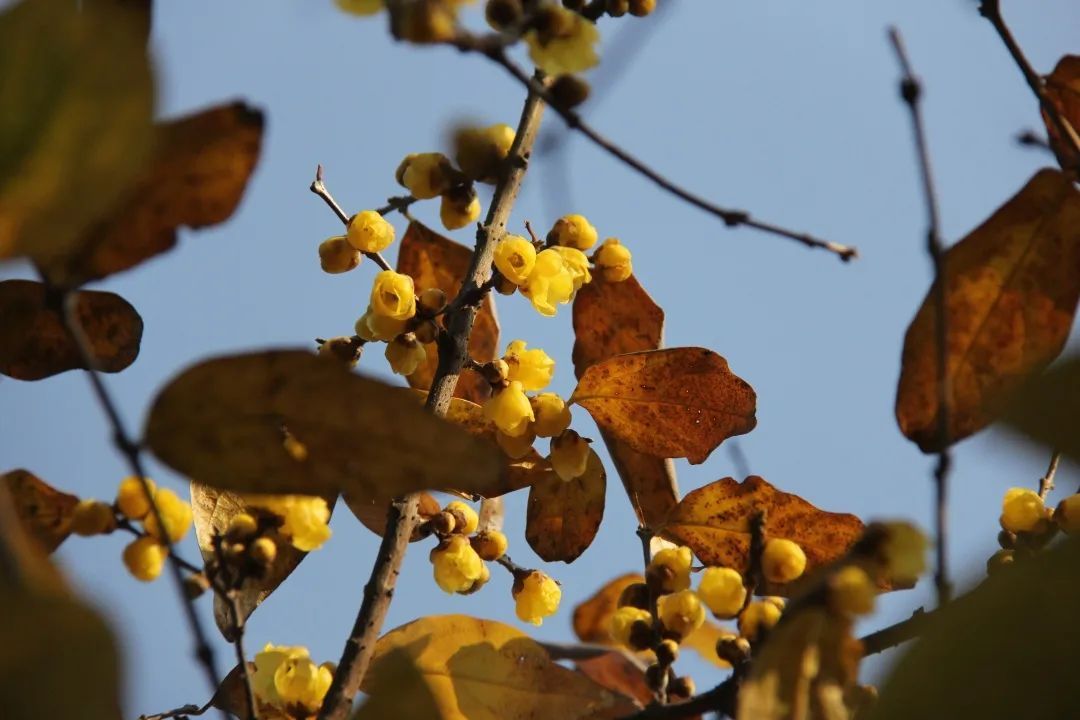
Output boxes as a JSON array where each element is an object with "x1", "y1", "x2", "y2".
[
  {"x1": 503, "y1": 340, "x2": 554, "y2": 391},
  {"x1": 550, "y1": 429, "x2": 590, "y2": 482},
  {"x1": 657, "y1": 589, "x2": 705, "y2": 640},
  {"x1": 514, "y1": 570, "x2": 561, "y2": 625},
  {"x1": 525, "y1": 7, "x2": 600, "y2": 76},
  {"x1": 648, "y1": 545, "x2": 693, "y2": 594},
  {"x1": 123, "y1": 536, "x2": 168, "y2": 582},
  {"x1": 355, "y1": 306, "x2": 408, "y2": 342},
  {"x1": 548, "y1": 214, "x2": 598, "y2": 250},
  {"x1": 483, "y1": 380, "x2": 535, "y2": 437},
  {"x1": 493, "y1": 234, "x2": 536, "y2": 285},
  {"x1": 521, "y1": 248, "x2": 574, "y2": 316},
  {"x1": 530, "y1": 393, "x2": 571, "y2": 438},
  {"x1": 253, "y1": 644, "x2": 333, "y2": 715},
  {"x1": 697, "y1": 566, "x2": 746, "y2": 619},
  {"x1": 246, "y1": 495, "x2": 332, "y2": 552},
  {"x1": 346, "y1": 210, "x2": 395, "y2": 253},
  {"x1": 385, "y1": 334, "x2": 427, "y2": 375},
  {"x1": 369, "y1": 270, "x2": 417, "y2": 321},
  {"x1": 594, "y1": 237, "x2": 633, "y2": 282},
  {"x1": 552, "y1": 246, "x2": 592, "y2": 295},
  {"x1": 116, "y1": 476, "x2": 155, "y2": 520},
  {"x1": 319, "y1": 235, "x2": 361, "y2": 274},
  {"x1": 143, "y1": 488, "x2": 193, "y2": 544},
  {"x1": 431, "y1": 535, "x2": 484, "y2": 593}
]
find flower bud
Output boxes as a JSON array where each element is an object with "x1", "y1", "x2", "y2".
[
  {"x1": 697, "y1": 566, "x2": 746, "y2": 619},
  {"x1": 547, "y1": 214, "x2": 598, "y2": 250},
  {"x1": 71, "y1": 499, "x2": 116, "y2": 536},
  {"x1": 593, "y1": 237, "x2": 633, "y2": 282},
  {"x1": 385, "y1": 333, "x2": 427, "y2": 376},
  {"x1": 440, "y1": 185, "x2": 481, "y2": 230},
  {"x1": 116, "y1": 476, "x2": 155, "y2": 520},
  {"x1": 513, "y1": 570, "x2": 561, "y2": 625},
  {"x1": 657, "y1": 590, "x2": 705, "y2": 641},
  {"x1": 123, "y1": 537, "x2": 168, "y2": 582},
  {"x1": 445, "y1": 501, "x2": 479, "y2": 535},
  {"x1": 418, "y1": 287, "x2": 448, "y2": 315},
  {"x1": 493, "y1": 235, "x2": 537, "y2": 285},
  {"x1": 471, "y1": 530, "x2": 508, "y2": 561},
  {"x1": 550, "y1": 429, "x2": 590, "y2": 481},
  {"x1": 530, "y1": 393, "x2": 571, "y2": 438},
  {"x1": 762, "y1": 538, "x2": 807, "y2": 584},
  {"x1": 319, "y1": 236, "x2": 362, "y2": 274},
  {"x1": 346, "y1": 210, "x2": 396, "y2": 253}
]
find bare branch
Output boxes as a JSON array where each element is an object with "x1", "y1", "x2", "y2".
[
  {"x1": 618, "y1": 676, "x2": 739, "y2": 720},
  {"x1": 1038, "y1": 449, "x2": 1062, "y2": 501},
  {"x1": 889, "y1": 27, "x2": 953, "y2": 606},
  {"x1": 859, "y1": 606, "x2": 932, "y2": 656}
]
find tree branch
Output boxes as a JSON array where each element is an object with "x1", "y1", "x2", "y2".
[
  {"x1": 1038, "y1": 449, "x2": 1061, "y2": 501},
  {"x1": 889, "y1": 27, "x2": 953, "y2": 606},
  {"x1": 316, "y1": 73, "x2": 548, "y2": 720},
  {"x1": 859, "y1": 606, "x2": 931, "y2": 656},
  {"x1": 618, "y1": 675, "x2": 739, "y2": 720}
]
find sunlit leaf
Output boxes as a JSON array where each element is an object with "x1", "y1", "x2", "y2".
[
  {"x1": 895, "y1": 169, "x2": 1080, "y2": 452},
  {"x1": 658, "y1": 476, "x2": 865, "y2": 595},
  {"x1": 1, "y1": 469, "x2": 78, "y2": 553},
  {"x1": 1002, "y1": 354, "x2": 1080, "y2": 461},
  {"x1": 190, "y1": 482, "x2": 337, "y2": 640},
  {"x1": 571, "y1": 347, "x2": 757, "y2": 465},
  {"x1": 46, "y1": 101, "x2": 265, "y2": 286},
  {"x1": 145, "y1": 350, "x2": 503, "y2": 498},
  {"x1": 869, "y1": 537, "x2": 1080, "y2": 720},
  {"x1": 1043, "y1": 56, "x2": 1080, "y2": 171},
  {"x1": 397, "y1": 222, "x2": 500, "y2": 404},
  {"x1": 573, "y1": 274, "x2": 678, "y2": 526},
  {"x1": 525, "y1": 448, "x2": 605, "y2": 563},
  {"x1": 0, "y1": 0, "x2": 154, "y2": 269},
  {"x1": 364, "y1": 614, "x2": 637, "y2": 720},
  {"x1": 0, "y1": 279, "x2": 142, "y2": 381},
  {"x1": 356, "y1": 648, "x2": 449, "y2": 720}
]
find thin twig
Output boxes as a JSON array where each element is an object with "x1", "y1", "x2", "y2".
[
  {"x1": 210, "y1": 538, "x2": 258, "y2": 720},
  {"x1": 618, "y1": 676, "x2": 739, "y2": 720},
  {"x1": 317, "y1": 73, "x2": 548, "y2": 720},
  {"x1": 464, "y1": 42, "x2": 858, "y2": 261},
  {"x1": 309, "y1": 164, "x2": 392, "y2": 271},
  {"x1": 138, "y1": 702, "x2": 211, "y2": 720},
  {"x1": 978, "y1": 0, "x2": 1080, "y2": 166},
  {"x1": 1015, "y1": 128, "x2": 1053, "y2": 153},
  {"x1": 494, "y1": 553, "x2": 531, "y2": 576},
  {"x1": 859, "y1": 607, "x2": 931, "y2": 656},
  {"x1": 889, "y1": 27, "x2": 953, "y2": 606},
  {"x1": 1038, "y1": 449, "x2": 1062, "y2": 501},
  {"x1": 59, "y1": 293, "x2": 225, "y2": 710}
]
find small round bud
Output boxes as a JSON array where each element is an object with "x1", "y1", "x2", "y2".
[
  {"x1": 471, "y1": 530, "x2": 509, "y2": 561},
  {"x1": 827, "y1": 566, "x2": 876, "y2": 616},
  {"x1": 223, "y1": 542, "x2": 247, "y2": 562},
  {"x1": 418, "y1": 287, "x2": 448, "y2": 315},
  {"x1": 143, "y1": 488, "x2": 193, "y2": 544},
  {"x1": 250, "y1": 537, "x2": 278, "y2": 567},
  {"x1": 1054, "y1": 494, "x2": 1080, "y2": 535},
  {"x1": 346, "y1": 210, "x2": 395, "y2": 254},
  {"x1": 319, "y1": 236, "x2": 362, "y2": 274},
  {"x1": 550, "y1": 429, "x2": 591, "y2": 482},
  {"x1": 115, "y1": 476, "x2": 155, "y2": 520},
  {"x1": 481, "y1": 358, "x2": 511, "y2": 386},
  {"x1": 647, "y1": 546, "x2": 693, "y2": 594},
  {"x1": 432, "y1": 511, "x2": 457, "y2": 536},
  {"x1": 697, "y1": 566, "x2": 747, "y2": 619},
  {"x1": 549, "y1": 75, "x2": 591, "y2": 110},
  {"x1": 123, "y1": 537, "x2": 168, "y2": 582},
  {"x1": 986, "y1": 548, "x2": 1015, "y2": 575},
  {"x1": 397, "y1": 152, "x2": 457, "y2": 198},
  {"x1": 318, "y1": 336, "x2": 363, "y2": 367},
  {"x1": 183, "y1": 573, "x2": 211, "y2": 600},
  {"x1": 657, "y1": 589, "x2": 705, "y2": 641},
  {"x1": 738, "y1": 601, "x2": 781, "y2": 643},
  {"x1": 762, "y1": 538, "x2": 807, "y2": 584},
  {"x1": 629, "y1": 0, "x2": 656, "y2": 16},
  {"x1": 412, "y1": 318, "x2": 439, "y2": 345},
  {"x1": 445, "y1": 501, "x2": 479, "y2": 535},
  {"x1": 716, "y1": 635, "x2": 751, "y2": 665},
  {"x1": 593, "y1": 237, "x2": 633, "y2": 282},
  {"x1": 432, "y1": 536, "x2": 484, "y2": 593},
  {"x1": 606, "y1": 0, "x2": 629, "y2": 17},
  {"x1": 617, "y1": 582, "x2": 650, "y2": 610},
  {"x1": 485, "y1": 0, "x2": 523, "y2": 30},
  {"x1": 997, "y1": 529, "x2": 1016, "y2": 549},
  {"x1": 225, "y1": 513, "x2": 259, "y2": 544},
  {"x1": 440, "y1": 185, "x2": 481, "y2": 231},
  {"x1": 762, "y1": 596, "x2": 786, "y2": 611},
  {"x1": 547, "y1": 214, "x2": 598, "y2": 250},
  {"x1": 1000, "y1": 487, "x2": 1049, "y2": 533},
  {"x1": 655, "y1": 638, "x2": 680, "y2": 666},
  {"x1": 644, "y1": 663, "x2": 666, "y2": 692},
  {"x1": 609, "y1": 606, "x2": 652, "y2": 648},
  {"x1": 71, "y1": 499, "x2": 116, "y2": 536},
  {"x1": 668, "y1": 676, "x2": 695, "y2": 701}
]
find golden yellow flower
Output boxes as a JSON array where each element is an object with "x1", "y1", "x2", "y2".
[
  {"x1": 493, "y1": 234, "x2": 536, "y2": 285},
  {"x1": 514, "y1": 570, "x2": 561, "y2": 625},
  {"x1": 369, "y1": 270, "x2": 417, "y2": 321},
  {"x1": 483, "y1": 380, "x2": 535, "y2": 437}
]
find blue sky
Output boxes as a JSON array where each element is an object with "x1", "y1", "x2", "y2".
[{"x1": 3, "y1": 0, "x2": 1079, "y2": 715}]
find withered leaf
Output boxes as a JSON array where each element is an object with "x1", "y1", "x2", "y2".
[
  {"x1": 46, "y1": 101, "x2": 265, "y2": 286},
  {"x1": 190, "y1": 482, "x2": 337, "y2": 640},
  {"x1": 0, "y1": 279, "x2": 143, "y2": 381},
  {"x1": 397, "y1": 221, "x2": 500, "y2": 404},
  {"x1": 575, "y1": 652, "x2": 650, "y2": 709},
  {"x1": 571, "y1": 347, "x2": 757, "y2": 464},
  {"x1": 1002, "y1": 354, "x2": 1080, "y2": 462},
  {"x1": 0, "y1": 0, "x2": 154, "y2": 270},
  {"x1": 573, "y1": 274, "x2": 678, "y2": 526},
  {"x1": 364, "y1": 614, "x2": 637, "y2": 720},
  {"x1": 1, "y1": 469, "x2": 78, "y2": 553},
  {"x1": 1043, "y1": 56, "x2": 1080, "y2": 171},
  {"x1": 525, "y1": 448, "x2": 605, "y2": 563},
  {"x1": 658, "y1": 476, "x2": 864, "y2": 595},
  {"x1": 895, "y1": 169, "x2": 1080, "y2": 452},
  {"x1": 144, "y1": 350, "x2": 503, "y2": 498},
  {"x1": 870, "y1": 538, "x2": 1080, "y2": 720}
]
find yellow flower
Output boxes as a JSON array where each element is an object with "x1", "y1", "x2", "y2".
[
  {"x1": 71, "y1": 499, "x2": 116, "y2": 536},
  {"x1": 335, "y1": 0, "x2": 382, "y2": 16},
  {"x1": 496, "y1": 426, "x2": 536, "y2": 459},
  {"x1": 355, "y1": 306, "x2": 408, "y2": 342},
  {"x1": 761, "y1": 538, "x2": 807, "y2": 584},
  {"x1": 445, "y1": 500, "x2": 479, "y2": 535},
  {"x1": 828, "y1": 566, "x2": 876, "y2": 617},
  {"x1": 525, "y1": 7, "x2": 600, "y2": 76},
  {"x1": 594, "y1": 237, "x2": 633, "y2": 282},
  {"x1": 648, "y1": 545, "x2": 692, "y2": 594},
  {"x1": 143, "y1": 488, "x2": 193, "y2": 543},
  {"x1": 369, "y1": 270, "x2": 417, "y2": 320},
  {"x1": 530, "y1": 392, "x2": 571, "y2": 438},
  {"x1": 483, "y1": 380, "x2": 535, "y2": 437},
  {"x1": 398, "y1": 152, "x2": 456, "y2": 199},
  {"x1": 385, "y1": 334, "x2": 427, "y2": 375},
  {"x1": 552, "y1": 246, "x2": 592, "y2": 294},
  {"x1": 1000, "y1": 487, "x2": 1048, "y2": 533},
  {"x1": 471, "y1": 530, "x2": 508, "y2": 561},
  {"x1": 697, "y1": 566, "x2": 746, "y2": 619},
  {"x1": 521, "y1": 248, "x2": 574, "y2": 316},
  {"x1": 514, "y1": 570, "x2": 561, "y2": 625},
  {"x1": 550, "y1": 429, "x2": 590, "y2": 482},
  {"x1": 116, "y1": 476, "x2": 155, "y2": 520},
  {"x1": 657, "y1": 589, "x2": 705, "y2": 640},
  {"x1": 503, "y1": 339, "x2": 554, "y2": 391},
  {"x1": 431, "y1": 535, "x2": 484, "y2": 593},
  {"x1": 440, "y1": 189, "x2": 482, "y2": 230},
  {"x1": 346, "y1": 210, "x2": 395, "y2": 253},
  {"x1": 253, "y1": 644, "x2": 333, "y2": 715},
  {"x1": 879, "y1": 521, "x2": 929, "y2": 586},
  {"x1": 493, "y1": 234, "x2": 536, "y2": 285},
  {"x1": 123, "y1": 536, "x2": 168, "y2": 582},
  {"x1": 1055, "y1": 494, "x2": 1080, "y2": 534},
  {"x1": 454, "y1": 123, "x2": 516, "y2": 183},
  {"x1": 609, "y1": 606, "x2": 652, "y2": 647},
  {"x1": 738, "y1": 601, "x2": 781, "y2": 643},
  {"x1": 548, "y1": 214, "x2": 598, "y2": 250},
  {"x1": 246, "y1": 495, "x2": 332, "y2": 552},
  {"x1": 319, "y1": 235, "x2": 362, "y2": 274}
]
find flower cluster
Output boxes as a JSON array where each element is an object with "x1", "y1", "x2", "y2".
[
  {"x1": 493, "y1": 214, "x2": 632, "y2": 317},
  {"x1": 252, "y1": 644, "x2": 335, "y2": 719},
  {"x1": 989, "y1": 483, "x2": 1080, "y2": 574},
  {"x1": 243, "y1": 495, "x2": 334, "y2": 552}
]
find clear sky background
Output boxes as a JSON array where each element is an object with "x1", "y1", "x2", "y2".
[{"x1": 3, "y1": 0, "x2": 1079, "y2": 715}]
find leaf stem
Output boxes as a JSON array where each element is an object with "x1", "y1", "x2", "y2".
[
  {"x1": 889, "y1": 27, "x2": 953, "y2": 606},
  {"x1": 316, "y1": 71, "x2": 548, "y2": 720}
]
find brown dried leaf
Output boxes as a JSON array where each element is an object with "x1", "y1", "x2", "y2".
[
  {"x1": 0, "y1": 280, "x2": 142, "y2": 381},
  {"x1": 573, "y1": 274, "x2": 678, "y2": 526},
  {"x1": 658, "y1": 476, "x2": 865, "y2": 594},
  {"x1": 1, "y1": 469, "x2": 78, "y2": 553},
  {"x1": 190, "y1": 482, "x2": 337, "y2": 639},
  {"x1": 525, "y1": 448, "x2": 605, "y2": 563},
  {"x1": 343, "y1": 489, "x2": 440, "y2": 541},
  {"x1": 43, "y1": 102, "x2": 265, "y2": 286},
  {"x1": 397, "y1": 221, "x2": 500, "y2": 404},
  {"x1": 364, "y1": 614, "x2": 637, "y2": 720},
  {"x1": 575, "y1": 652, "x2": 650, "y2": 709},
  {"x1": 895, "y1": 169, "x2": 1080, "y2": 452},
  {"x1": 1043, "y1": 56, "x2": 1080, "y2": 171},
  {"x1": 1002, "y1": 354, "x2": 1080, "y2": 462},
  {"x1": 144, "y1": 349, "x2": 503, "y2": 498},
  {"x1": 572, "y1": 347, "x2": 756, "y2": 465}
]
